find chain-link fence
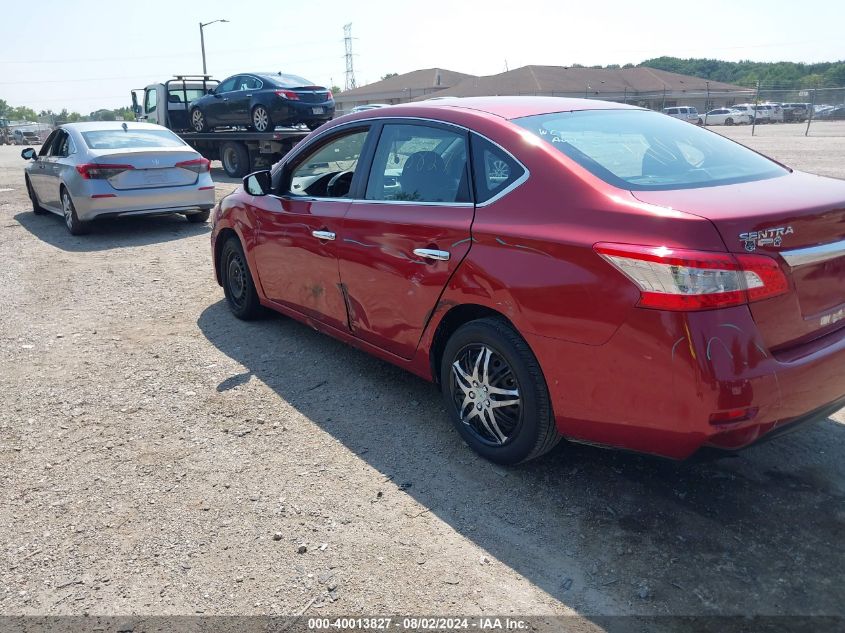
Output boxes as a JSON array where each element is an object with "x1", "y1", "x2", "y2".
[{"x1": 570, "y1": 85, "x2": 845, "y2": 137}]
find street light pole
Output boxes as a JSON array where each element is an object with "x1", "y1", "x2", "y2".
[{"x1": 199, "y1": 19, "x2": 229, "y2": 75}]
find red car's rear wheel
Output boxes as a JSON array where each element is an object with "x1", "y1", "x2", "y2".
[{"x1": 440, "y1": 318, "x2": 561, "y2": 464}]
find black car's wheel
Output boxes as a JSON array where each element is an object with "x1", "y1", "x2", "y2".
[
  {"x1": 251, "y1": 105, "x2": 273, "y2": 132},
  {"x1": 185, "y1": 210, "x2": 210, "y2": 223},
  {"x1": 725, "y1": 117, "x2": 734, "y2": 126},
  {"x1": 220, "y1": 142, "x2": 251, "y2": 178},
  {"x1": 61, "y1": 188, "x2": 90, "y2": 235},
  {"x1": 440, "y1": 318, "x2": 562, "y2": 464},
  {"x1": 26, "y1": 177, "x2": 46, "y2": 214},
  {"x1": 191, "y1": 108, "x2": 208, "y2": 132},
  {"x1": 220, "y1": 236, "x2": 263, "y2": 320}
]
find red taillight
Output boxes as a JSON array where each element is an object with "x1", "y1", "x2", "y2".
[
  {"x1": 326, "y1": 90, "x2": 333, "y2": 100},
  {"x1": 275, "y1": 89, "x2": 300, "y2": 100},
  {"x1": 175, "y1": 157, "x2": 211, "y2": 173},
  {"x1": 75, "y1": 163, "x2": 134, "y2": 180},
  {"x1": 594, "y1": 242, "x2": 789, "y2": 311}
]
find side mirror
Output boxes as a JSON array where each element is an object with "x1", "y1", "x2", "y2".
[
  {"x1": 244, "y1": 170, "x2": 271, "y2": 196},
  {"x1": 21, "y1": 147, "x2": 36, "y2": 160}
]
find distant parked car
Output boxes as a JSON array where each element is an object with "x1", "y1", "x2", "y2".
[
  {"x1": 781, "y1": 103, "x2": 811, "y2": 122},
  {"x1": 350, "y1": 104, "x2": 389, "y2": 113},
  {"x1": 662, "y1": 106, "x2": 702, "y2": 124},
  {"x1": 702, "y1": 108, "x2": 751, "y2": 126},
  {"x1": 21, "y1": 121, "x2": 215, "y2": 235},
  {"x1": 13, "y1": 129, "x2": 40, "y2": 145},
  {"x1": 189, "y1": 72, "x2": 335, "y2": 133},
  {"x1": 817, "y1": 105, "x2": 845, "y2": 120}
]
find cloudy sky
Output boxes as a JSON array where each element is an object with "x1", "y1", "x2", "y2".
[{"x1": 1, "y1": 0, "x2": 842, "y2": 113}]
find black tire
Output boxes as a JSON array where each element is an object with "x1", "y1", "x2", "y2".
[
  {"x1": 60, "y1": 187, "x2": 90, "y2": 235},
  {"x1": 251, "y1": 105, "x2": 273, "y2": 132},
  {"x1": 725, "y1": 117, "x2": 734, "y2": 126},
  {"x1": 190, "y1": 108, "x2": 208, "y2": 132},
  {"x1": 185, "y1": 210, "x2": 210, "y2": 223},
  {"x1": 26, "y1": 177, "x2": 47, "y2": 214},
  {"x1": 306, "y1": 121, "x2": 324, "y2": 131},
  {"x1": 440, "y1": 318, "x2": 562, "y2": 464},
  {"x1": 220, "y1": 236, "x2": 263, "y2": 320},
  {"x1": 220, "y1": 142, "x2": 251, "y2": 178}
]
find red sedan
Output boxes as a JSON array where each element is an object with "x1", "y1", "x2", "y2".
[{"x1": 210, "y1": 97, "x2": 845, "y2": 464}]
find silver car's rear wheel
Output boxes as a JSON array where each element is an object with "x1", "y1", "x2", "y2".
[{"x1": 61, "y1": 189, "x2": 90, "y2": 235}]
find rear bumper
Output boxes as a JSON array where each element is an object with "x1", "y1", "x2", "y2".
[
  {"x1": 270, "y1": 100, "x2": 335, "y2": 125},
  {"x1": 526, "y1": 305, "x2": 845, "y2": 459},
  {"x1": 73, "y1": 179, "x2": 215, "y2": 221}
]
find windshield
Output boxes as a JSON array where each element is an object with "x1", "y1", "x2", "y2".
[
  {"x1": 81, "y1": 128, "x2": 186, "y2": 149},
  {"x1": 259, "y1": 73, "x2": 314, "y2": 88},
  {"x1": 513, "y1": 109, "x2": 786, "y2": 190}
]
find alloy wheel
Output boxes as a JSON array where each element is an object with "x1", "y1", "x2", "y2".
[
  {"x1": 253, "y1": 107, "x2": 269, "y2": 132},
  {"x1": 62, "y1": 191, "x2": 74, "y2": 229},
  {"x1": 450, "y1": 344, "x2": 522, "y2": 445},
  {"x1": 192, "y1": 109, "x2": 205, "y2": 132}
]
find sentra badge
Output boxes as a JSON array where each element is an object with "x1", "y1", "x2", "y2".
[
  {"x1": 821, "y1": 309, "x2": 844, "y2": 328},
  {"x1": 739, "y1": 226, "x2": 794, "y2": 252}
]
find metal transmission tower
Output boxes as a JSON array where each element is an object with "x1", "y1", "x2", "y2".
[{"x1": 343, "y1": 23, "x2": 357, "y2": 91}]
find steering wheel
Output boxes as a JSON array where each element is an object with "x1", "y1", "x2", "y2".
[{"x1": 326, "y1": 170, "x2": 354, "y2": 198}]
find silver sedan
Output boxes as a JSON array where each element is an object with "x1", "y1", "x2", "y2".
[{"x1": 21, "y1": 121, "x2": 215, "y2": 235}]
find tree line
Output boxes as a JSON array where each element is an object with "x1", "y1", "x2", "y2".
[
  {"x1": 637, "y1": 57, "x2": 845, "y2": 88},
  {"x1": 0, "y1": 99, "x2": 135, "y2": 124}
]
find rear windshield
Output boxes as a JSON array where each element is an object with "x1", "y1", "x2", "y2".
[
  {"x1": 81, "y1": 128, "x2": 186, "y2": 150},
  {"x1": 259, "y1": 73, "x2": 314, "y2": 88},
  {"x1": 513, "y1": 109, "x2": 786, "y2": 191}
]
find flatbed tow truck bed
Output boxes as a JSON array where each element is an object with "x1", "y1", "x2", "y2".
[{"x1": 132, "y1": 75, "x2": 313, "y2": 178}]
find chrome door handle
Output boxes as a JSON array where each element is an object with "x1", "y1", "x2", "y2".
[
  {"x1": 413, "y1": 248, "x2": 450, "y2": 261},
  {"x1": 312, "y1": 230, "x2": 336, "y2": 241}
]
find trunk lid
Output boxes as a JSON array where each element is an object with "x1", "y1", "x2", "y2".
[
  {"x1": 633, "y1": 171, "x2": 845, "y2": 351},
  {"x1": 89, "y1": 148, "x2": 202, "y2": 190}
]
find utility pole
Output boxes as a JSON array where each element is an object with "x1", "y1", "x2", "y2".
[
  {"x1": 705, "y1": 80, "x2": 710, "y2": 125},
  {"x1": 805, "y1": 87, "x2": 817, "y2": 137},
  {"x1": 344, "y1": 23, "x2": 357, "y2": 91},
  {"x1": 199, "y1": 19, "x2": 228, "y2": 75}
]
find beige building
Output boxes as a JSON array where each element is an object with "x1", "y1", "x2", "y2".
[{"x1": 335, "y1": 65, "x2": 752, "y2": 114}]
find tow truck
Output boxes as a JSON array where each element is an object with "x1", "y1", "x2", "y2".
[{"x1": 131, "y1": 75, "x2": 311, "y2": 177}]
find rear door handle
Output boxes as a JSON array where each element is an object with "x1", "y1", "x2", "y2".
[
  {"x1": 413, "y1": 248, "x2": 450, "y2": 261},
  {"x1": 312, "y1": 230, "x2": 336, "y2": 241}
]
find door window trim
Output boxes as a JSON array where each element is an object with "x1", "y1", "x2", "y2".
[{"x1": 278, "y1": 116, "x2": 529, "y2": 208}]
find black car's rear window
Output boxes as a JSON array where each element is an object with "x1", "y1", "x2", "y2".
[
  {"x1": 258, "y1": 73, "x2": 314, "y2": 88},
  {"x1": 81, "y1": 128, "x2": 186, "y2": 149},
  {"x1": 513, "y1": 109, "x2": 786, "y2": 190}
]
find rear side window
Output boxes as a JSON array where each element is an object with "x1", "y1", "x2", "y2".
[
  {"x1": 471, "y1": 134, "x2": 525, "y2": 204},
  {"x1": 81, "y1": 128, "x2": 186, "y2": 149}
]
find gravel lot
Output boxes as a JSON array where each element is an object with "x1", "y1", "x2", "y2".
[{"x1": 1, "y1": 124, "x2": 844, "y2": 629}]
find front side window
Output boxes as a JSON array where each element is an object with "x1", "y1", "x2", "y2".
[
  {"x1": 514, "y1": 109, "x2": 786, "y2": 191},
  {"x1": 365, "y1": 123, "x2": 469, "y2": 203},
  {"x1": 288, "y1": 129, "x2": 369, "y2": 198},
  {"x1": 217, "y1": 77, "x2": 238, "y2": 93},
  {"x1": 39, "y1": 130, "x2": 58, "y2": 157},
  {"x1": 471, "y1": 134, "x2": 525, "y2": 204}
]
